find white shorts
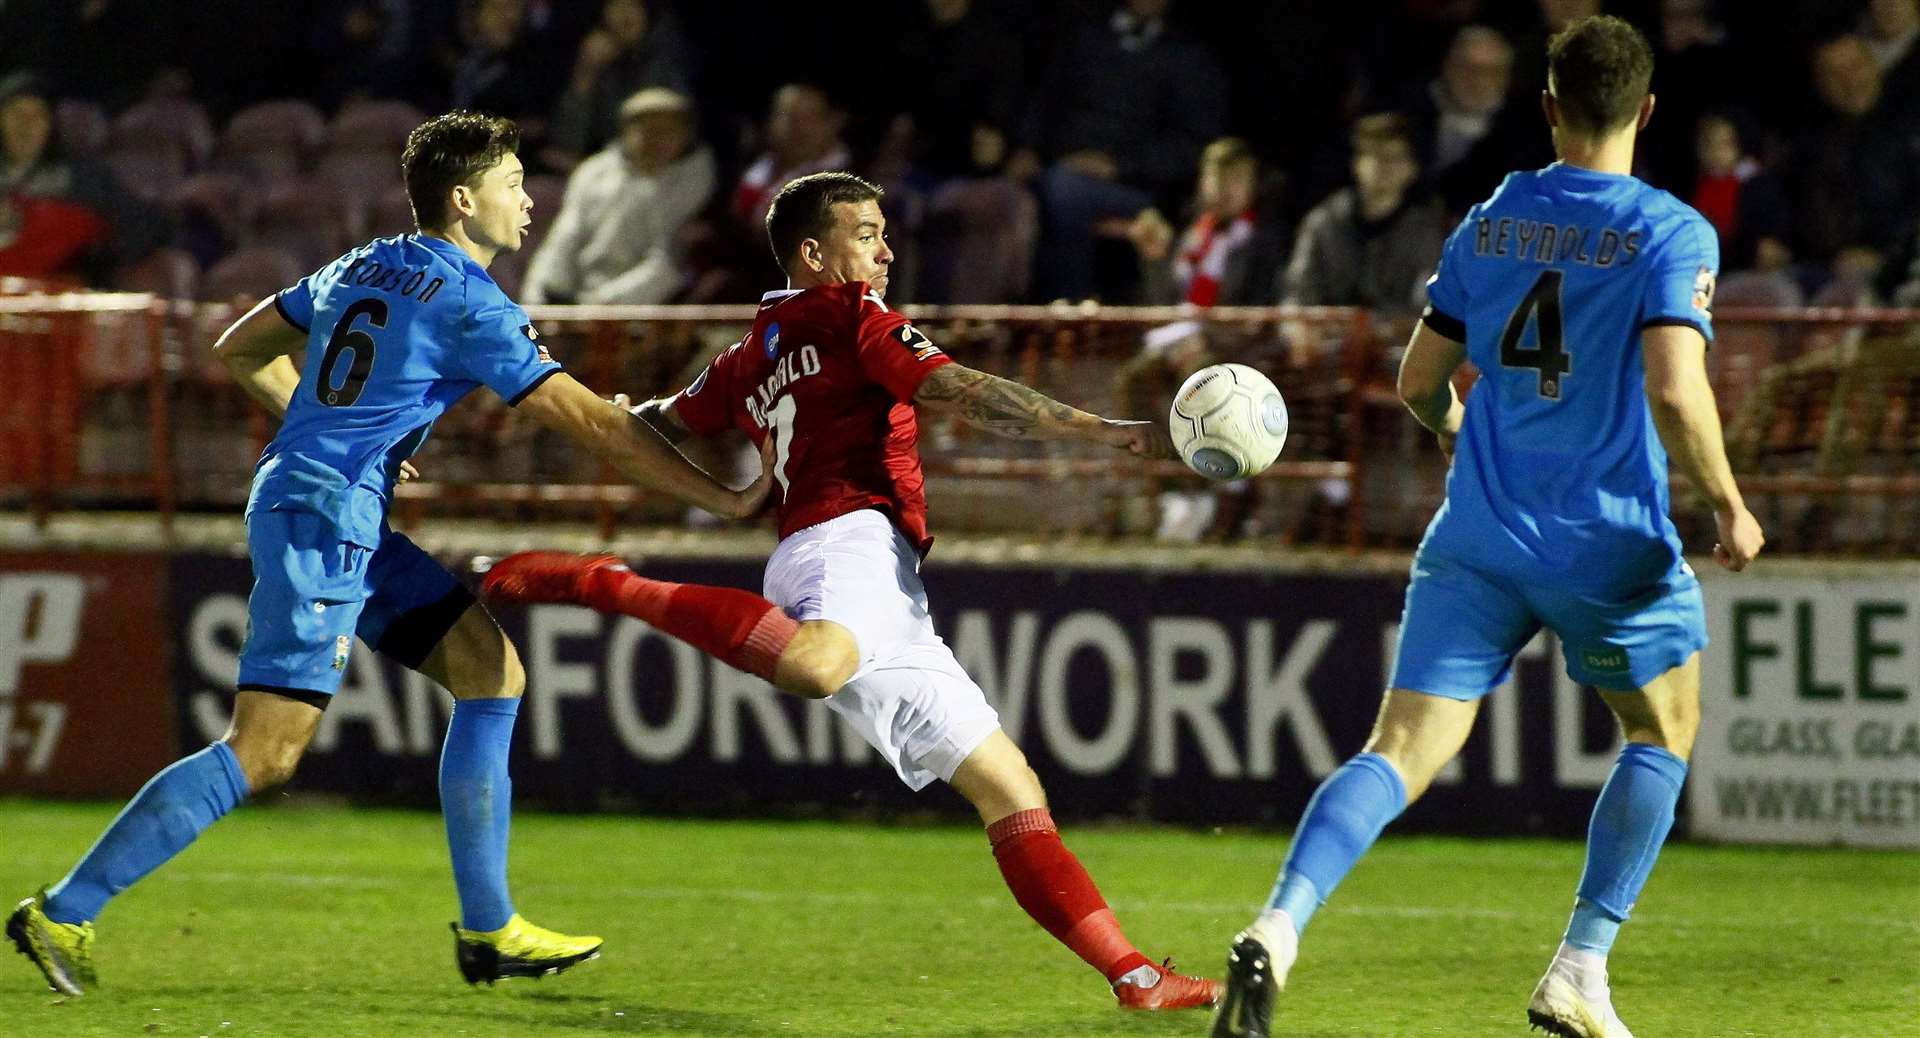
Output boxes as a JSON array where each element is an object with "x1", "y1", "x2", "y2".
[{"x1": 763, "y1": 509, "x2": 1001, "y2": 790}]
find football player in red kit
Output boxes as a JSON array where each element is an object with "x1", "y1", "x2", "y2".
[{"x1": 484, "y1": 171, "x2": 1220, "y2": 1010}]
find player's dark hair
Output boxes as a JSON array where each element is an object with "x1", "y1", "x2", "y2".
[
  {"x1": 1546, "y1": 15, "x2": 1655, "y2": 134},
  {"x1": 765, "y1": 171, "x2": 884, "y2": 274},
  {"x1": 401, "y1": 111, "x2": 521, "y2": 230}
]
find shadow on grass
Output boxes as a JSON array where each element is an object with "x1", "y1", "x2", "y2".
[{"x1": 434, "y1": 996, "x2": 760, "y2": 1034}]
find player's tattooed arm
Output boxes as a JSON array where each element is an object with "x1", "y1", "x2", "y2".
[{"x1": 915, "y1": 363, "x2": 1175, "y2": 458}]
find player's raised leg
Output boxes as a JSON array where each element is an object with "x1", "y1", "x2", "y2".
[
  {"x1": 479, "y1": 551, "x2": 854, "y2": 698},
  {"x1": 8, "y1": 691, "x2": 313, "y2": 994},
  {"x1": 1528, "y1": 655, "x2": 1699, "y2": 1038},
  {"x1": 950, "y1": 731, "x2": 1222, "y2": 1011},
  {"x1": 366, "y1": 541, "x2": 603, "y2": 984}
]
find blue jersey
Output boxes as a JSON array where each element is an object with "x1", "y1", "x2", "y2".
[
  {"x1": 1419, "y1": 162, "x2": 1719, "y2": 594},
  {"x1": 253, "y1": 234, "x2": 562, "y2": 547}
]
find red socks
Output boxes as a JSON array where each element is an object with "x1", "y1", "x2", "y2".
[
  {"x1": 986, "y1": 808, "x2": 1153, "y2": 983},
  {"x1": 583, "y1": 569, "x2": 798, "y2": 681}
]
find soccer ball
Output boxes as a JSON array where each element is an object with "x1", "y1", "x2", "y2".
[{"x1": 1168, "y1": 363, "x2": 1288, "y2": 480}]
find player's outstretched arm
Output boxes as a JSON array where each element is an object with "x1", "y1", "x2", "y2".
[
  {"x1": 212, "y1": 295, "x2": 306, "y2": 418},
  {"x1": 1642, "y1": 324, "x2": 1763, "y2": 571},
  {"x1": 1396, "y1": 322, "x2": 1468, "y2": 456},
  {"x1": 913, "y1": 362, "x2": 1175, "y2": 458},
  {"x1": 516, "y1": 372, "x2": 771, "y2": 519}
]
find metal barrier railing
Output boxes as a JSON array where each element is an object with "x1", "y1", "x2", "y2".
[{"x1": 1, "y1": 294, "x2": 1914, "y2": 555}]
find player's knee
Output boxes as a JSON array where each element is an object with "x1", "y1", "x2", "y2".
[
  {"x1": 224, "y1": 737, "x2": 305, "y2": 791},
  {"x1": 777, "y1": 626, "x2": 859, "y2": 699},
  {"x1": 788, "y1": 651, "x2": 856, "y2": 699}
]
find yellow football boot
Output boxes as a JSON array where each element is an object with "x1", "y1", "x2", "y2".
[
  {"x1": 8, "y1": 890, "x2": 97, "y2": 996},
  {"x1": 452, "y1": 914, "x2": 601, "y2": 985}
]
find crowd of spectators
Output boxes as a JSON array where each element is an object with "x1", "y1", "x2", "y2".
[{"x1": 3, "y1": 0, "x2": 1920, "y2": 311}]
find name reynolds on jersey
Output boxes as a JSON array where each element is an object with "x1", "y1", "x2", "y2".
[
  {"x1": 744, "y1": 344, "x2": 822, "y2": 428},
  {"x1": 1474, "y1": 217, "x2": 1642, "y2": 268}
]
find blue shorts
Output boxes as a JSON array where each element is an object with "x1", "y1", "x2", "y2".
[
  {"x1": 1389, "y1": 553, "x2": 1706, "y2": 698},
  {"x1": 235, "y1": 509, "x2": 472, "y2": 701}
]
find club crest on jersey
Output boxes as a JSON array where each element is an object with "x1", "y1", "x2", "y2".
[
  {"x1": 764, "y1": 323, "x2": 781, "y2": 359},
  {"x1": 522, "y1": 324, "x2": 552, "y2": 363},
  {"x1": 1691, "y1": 266, "x2": 1716, "y2": 315},
  {"x1": 895, "y1": 324, "x2": 940, "y2": 361}
]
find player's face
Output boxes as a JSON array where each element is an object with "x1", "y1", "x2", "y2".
[
  {"x1": 810, "y1": 200, "x2": 893, "y2": 296},
  {"x1": 462, "y1": 152, "x2": 533, "y2": 253}
]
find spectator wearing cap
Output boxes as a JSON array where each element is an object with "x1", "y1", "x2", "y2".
[
  {"x1": 522, "y1": 87, "x2": 714, "y2": 305},
  {"x1": 0, "y1": 73, "x2": 164, "y2": 284},
  {"x1": 1134, "y1": 137, "x2": 1285, "y2": 307},
  {"x1": 1280, "y1": 113, "x2": 1447, "y2": 327}
]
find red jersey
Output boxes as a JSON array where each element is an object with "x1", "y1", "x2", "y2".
[{"x1": 671, "y1": 283, "x2": 951, "y2": 551}]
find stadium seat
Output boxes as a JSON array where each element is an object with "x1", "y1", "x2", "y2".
[
  {"x1": 328, "y1": 99, "x2": 427, "y2": 152},
  {"x1": 217, "y1": 99, "x2": 327, "y2": 182},
  {"x1": 199, "y1": 246, "x2": 305, "y2": 304},
  {"x1": 321, "y1": 101, "x2": 425, "y2": 240},
  {"x1": 54, "y1": 99, "x2": 108, "y2": 157},
  {"x1": 369, "y1": 184, "x2": 417, "y2": 238},
  {"x1": 246, "y1": 174, "x2": 349, "y2": 270},
  {"x1": 169, "y1": 172, "x2": 253, "y2": 257},
  {"x1": 115, "y1": 246, "x2": 199, "y2": 300},
  {"x1": 106, "y1": 97, "x2": 216, "y2": 200},
  {"x1": 1708, "y1": 271, "x2": 1802, "y2": 417}
]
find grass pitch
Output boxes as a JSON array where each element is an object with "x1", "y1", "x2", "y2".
[{"x1": 1, "y1": 800, "x2": 1914, "y2": 1038}]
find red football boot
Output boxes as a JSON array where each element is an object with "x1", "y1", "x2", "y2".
[
  {"x1": 480, "y1": 551, "x2": 625, "y2": 606},
  {"x1": 1114, "y1": 958, "x2": 1224, "y2": 1011}
]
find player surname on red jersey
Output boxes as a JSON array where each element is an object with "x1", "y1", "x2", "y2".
[{"x1": 670, "y1": 281, "x2": 952, "y2": 552}]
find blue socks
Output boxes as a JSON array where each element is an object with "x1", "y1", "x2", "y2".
[
  {"x1": 1566, "y1": 742, "x2": 1688, "y2": 955},
  {"x1": 44, "y1": 742, "x2": 251, "y2": 924},
  {"x1": 1267, "y1": 752, "x2": 1408, "y2": 935},
  {"x1": 440, "y1": 697, "x2": 520, "y2": 932}
]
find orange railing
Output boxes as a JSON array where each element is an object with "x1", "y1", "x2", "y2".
[{"x1": 1, "y1": 293, "x2": 1915, "y2": 555}]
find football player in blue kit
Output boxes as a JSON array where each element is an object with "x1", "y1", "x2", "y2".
[
  {"x1": 8, "y1": 112, "x2": 771, "y2": 994},
  {"x1": 1211, "y1": 17, "x2": 1764, "y2": 1038}
]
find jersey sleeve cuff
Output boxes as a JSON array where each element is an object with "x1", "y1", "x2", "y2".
[
  {"x1": 505, "y1": 366, "x2": 562, "y2": 407},
  {"x1": 1420, "y1": 305, "x2": 1466, "y2": 342},
  {"x1": 1642, "y1": 316, "x2": 1714, "y2": 342},
  {"x1": 272, "y1": 291, "x2": 309, "y2": 333}
]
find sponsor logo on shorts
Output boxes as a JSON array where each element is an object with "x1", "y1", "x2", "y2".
[
  {"x1": 332, "y1": 634, "x2": 352, "y2": 671},
  {"x1": 1582, "y1": 647, "x2": 1630, "y2": 675}
]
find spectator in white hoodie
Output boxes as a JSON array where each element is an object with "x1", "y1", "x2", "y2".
[{"x1": 523, "y1": 86, "x2": 714, "y2": 304}]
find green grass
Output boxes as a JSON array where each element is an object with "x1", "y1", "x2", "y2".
[{"x1": 1, "y1": 800, "x2": 1915, "y2": 1038}]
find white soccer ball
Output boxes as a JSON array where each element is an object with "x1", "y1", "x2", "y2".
[{"x1": 1168, "y1": 363, "x2": 1288, "y2": 480}]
